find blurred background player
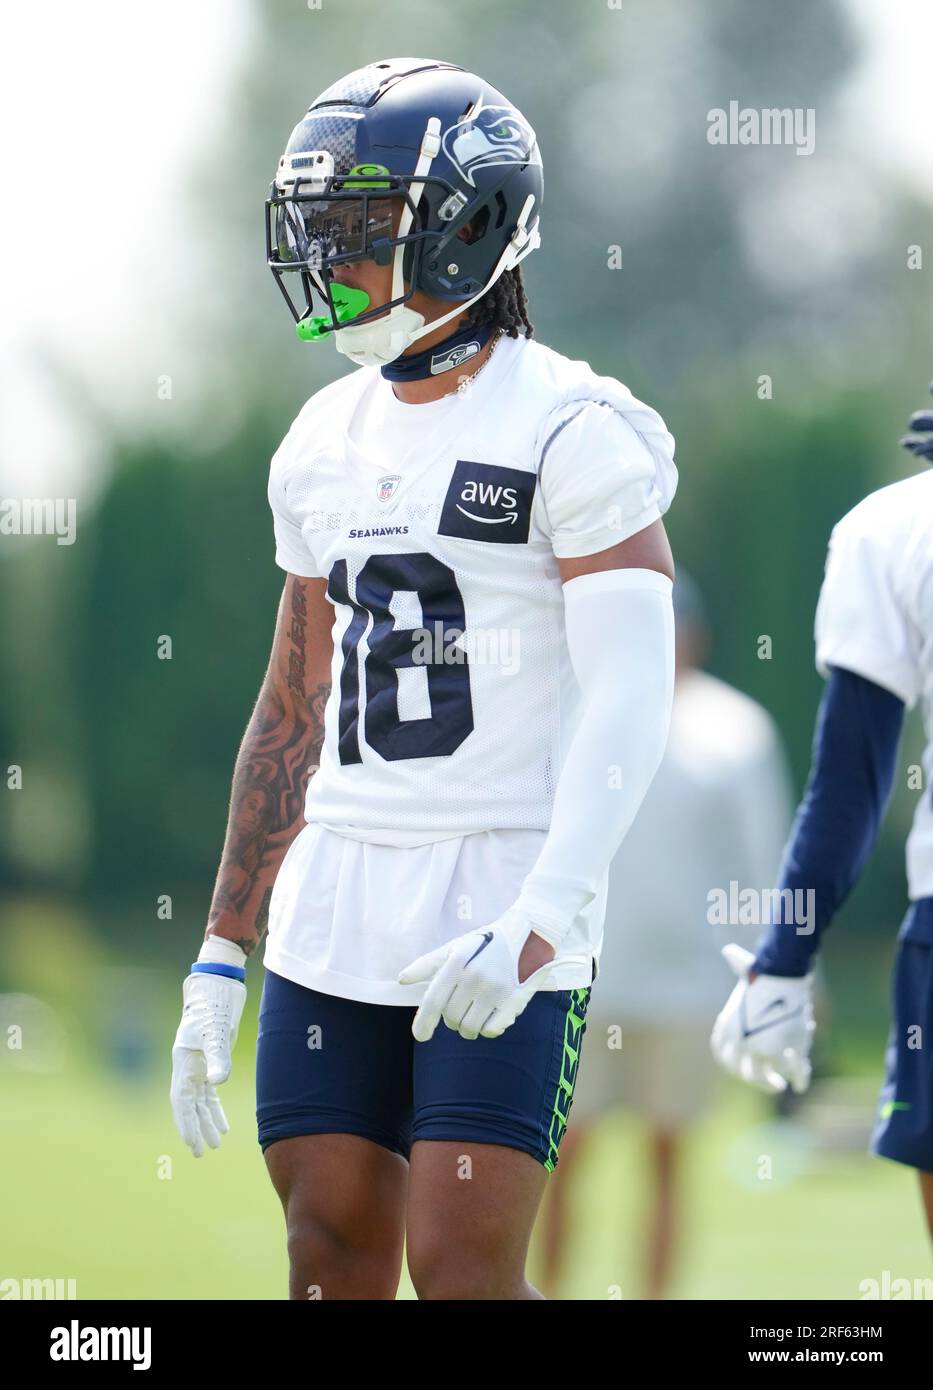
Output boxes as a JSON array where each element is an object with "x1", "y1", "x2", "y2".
[
  {"x1": 541, "y1": 572, "x2": 793, "y2": 1298},
  {"x1": 711, "y1": 385, "x2": 933, "y2": 1241}
]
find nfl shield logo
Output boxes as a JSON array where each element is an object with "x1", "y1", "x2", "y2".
[{"x1": 377, "y1": 474, "x2": 401, "y2": 502}]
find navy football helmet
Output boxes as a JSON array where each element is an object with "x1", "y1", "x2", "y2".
[{"x1": 266, "y1": 57, "x2": 543, "y2": 365}]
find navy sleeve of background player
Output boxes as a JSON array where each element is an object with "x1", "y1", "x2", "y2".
[{"x1": 751, "y1": 667, "x2": 905, "y2": 978}]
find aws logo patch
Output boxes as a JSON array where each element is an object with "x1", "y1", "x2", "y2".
[{"x1": 438, "y1": 460, "x2": 536, "y2": 544}]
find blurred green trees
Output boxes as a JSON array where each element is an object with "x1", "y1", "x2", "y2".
[{"x1": 1, "y1": 0, "x2": 929, "y2": 954}]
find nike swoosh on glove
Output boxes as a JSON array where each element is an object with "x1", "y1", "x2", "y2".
[
  {"x1": 171, "y1": 971, "x2": 246, "y2": 1157},
  {"x1": 399, "y1": 907, "x2": 589, "y2": 1042},
  {"x1": 710, "y1": 944, "x2": 816, "y2": 1094}
]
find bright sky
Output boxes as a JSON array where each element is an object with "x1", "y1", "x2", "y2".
[
  {"x1": 842, "y1": 0, "x2": 933, "y2": 198},
  {"x1": 0, "y1": 0, "x2": 252, "y2": 499},
  {"x1": 0, "y1": 0, "x2": 929, "y2": 499}
]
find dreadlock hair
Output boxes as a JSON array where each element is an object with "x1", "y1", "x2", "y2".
[{"x1": 461, "y1": 265, "x2": 534, "y2": 339}]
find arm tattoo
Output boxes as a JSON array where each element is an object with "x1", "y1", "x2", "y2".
[
  {"x1": 228, "y1": 888, "x2": 273, "y2": 959},
  {"x1": 207, "y1": 580, "x2": 329, "y2": 955}
]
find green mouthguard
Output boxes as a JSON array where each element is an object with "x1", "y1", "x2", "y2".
[{"x1": 296, "y1": 284, "x2": 371, "y2": 341}]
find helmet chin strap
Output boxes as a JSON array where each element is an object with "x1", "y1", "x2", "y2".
[{"x1": 333, "y1": 117, "x2": 541, "y2": 369}]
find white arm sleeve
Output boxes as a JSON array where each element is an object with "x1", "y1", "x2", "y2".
[{"x1": 512, "y1": 567, "x2": 676, "y2": 946}]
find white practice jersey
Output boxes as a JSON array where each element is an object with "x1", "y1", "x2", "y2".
[
  {"x1": 814, "y1": 470, "x2": 933, "y2": 901},
  {"x1": 268, "y1": 332, "x2": 677, "y2": 844}
]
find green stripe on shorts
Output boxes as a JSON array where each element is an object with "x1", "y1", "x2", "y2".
[{"x1": 544, "y1": 987, "x2": 590, "y2": 1173}]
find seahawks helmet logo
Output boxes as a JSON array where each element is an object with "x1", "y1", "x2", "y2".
[{"x1": 442, "y1": 103, "x2": 541, "y2": 188}]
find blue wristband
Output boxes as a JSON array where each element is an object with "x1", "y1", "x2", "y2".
[{"x1": 190, "y1": 961, "x2": 247, "y2": 983}]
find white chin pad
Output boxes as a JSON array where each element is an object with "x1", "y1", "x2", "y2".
[{"x1": 333, "y1": 304, "x2": 426, "y2": 367}]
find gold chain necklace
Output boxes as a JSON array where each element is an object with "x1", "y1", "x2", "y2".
[{"x1": 439, "y1": 329, "x2": 504, "y2": 399}]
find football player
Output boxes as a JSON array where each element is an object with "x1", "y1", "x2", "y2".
[
  {"x1": 171, "y1": 58, "x2": 678, "y2": 1299},
  {"x1": 711, "y1": 386, "x2": 933, "y2": 1239}
]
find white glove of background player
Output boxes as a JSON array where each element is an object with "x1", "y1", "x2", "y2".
[
  {"x1": 399, "y1": 907, "x2": 590, "y2": 1042},
  {"x1": 171, "y1": 937, "x2": 247, "y2": 1157},
  {"x1": 710, "y1": 944, "x2": 816, "y2": 1094}
]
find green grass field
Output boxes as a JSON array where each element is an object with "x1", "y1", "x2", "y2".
[{"x1": 3, "y1": 1027, "x2": 929, "y2": 1300}]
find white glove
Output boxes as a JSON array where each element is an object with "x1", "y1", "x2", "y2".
[
  {"x1": 710, "y1": 944, "x2": 816, "y2": 1094},
  {"x1": 171, "y1": 938, "x2": 247, "y2": 1157},
  {"x1": 399, "y1": 907, "x2": 590, "y2": 1042}
]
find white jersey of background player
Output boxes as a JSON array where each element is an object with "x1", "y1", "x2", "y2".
[
  {"x1": 815, "y1": 473, "x2": 933, "y2": 890},
  {"x1": 712, "y1": 414, "x2": 933, "y2": 1238}
]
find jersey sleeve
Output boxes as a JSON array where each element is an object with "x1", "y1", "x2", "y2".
[
  {"x1": 536, "y1": 400, "x2": 677, "y2": 558},
  {"x1": 267, "y1": 433, "x2": 322, "y2": 579},
  {"x1": 814, "y1": 510, "x2": 922, "y2": 707}
]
